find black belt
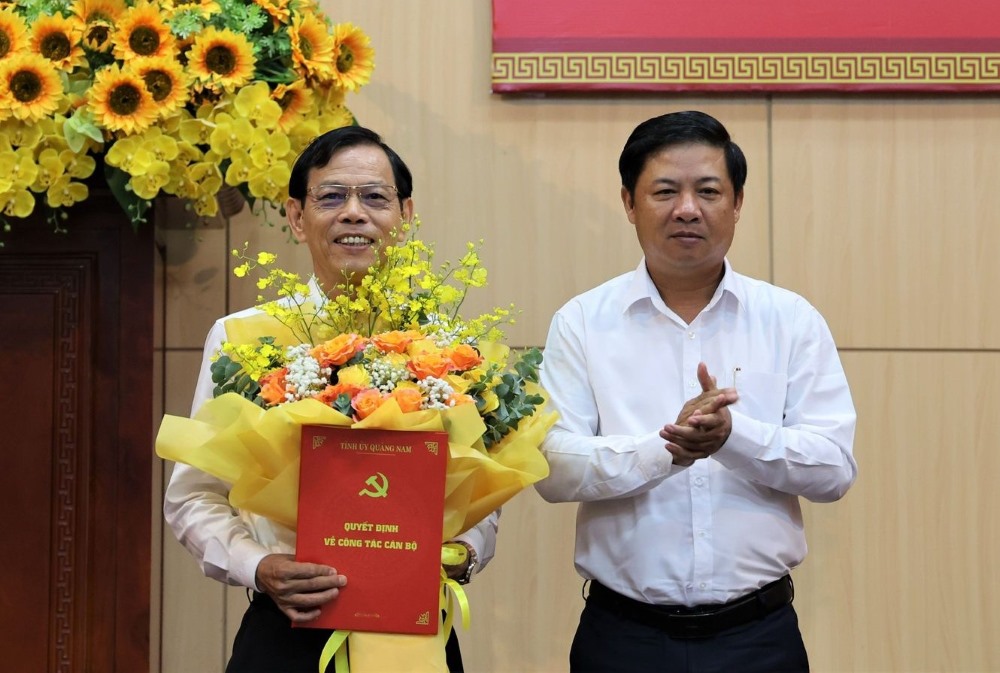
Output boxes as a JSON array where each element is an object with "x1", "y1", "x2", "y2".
[{"x1": 587, "y1": 575, "x2": 794, "y2": 639}]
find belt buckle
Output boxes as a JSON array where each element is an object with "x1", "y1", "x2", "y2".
[{"x1": 664, "y1": 610, "x2": 719, "y2": 639}]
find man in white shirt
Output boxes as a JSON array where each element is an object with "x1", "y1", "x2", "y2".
[
  {"x1": 537, "y1": 110, "x2": 857, "y2": 672},
  {"x1": 165, "y1": 126, "x2": 496, "y2": 672}
]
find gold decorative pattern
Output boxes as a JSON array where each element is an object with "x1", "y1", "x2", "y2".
[{"x1": 492, "y1": 52, "x2": 1000, "y2": 85}]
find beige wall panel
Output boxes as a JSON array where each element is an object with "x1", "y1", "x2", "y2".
[
  {"x1": 795, "y1": 351, "x2": 1000, "y2": 673},
  {"x1": 160, "y1": 351, "x2": 229, "y2": 673},
  {"x1": 163, "y1": 221, "x2": 230, "y2": 350},
  {"x1": 771, "y1": 100, "x2": 1000, "y2": 350},
  {"x1": 460, "y1": 491, "x2": 581, "y2": 673},
  {"x1": 160, "y1": 532, "x2": 229, "y2": 673}
]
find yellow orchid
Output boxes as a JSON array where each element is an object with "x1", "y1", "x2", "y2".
[{"x1": 46, "y1": 174, "x2": 88, "y2": 208}]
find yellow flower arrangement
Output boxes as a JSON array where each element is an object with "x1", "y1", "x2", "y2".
[
  {"x1": 0, "y1": 0, "x2": 374, "y2": 240},
  {"x1": 156, "y1": 221, "x2": 556, "y2": 672}
]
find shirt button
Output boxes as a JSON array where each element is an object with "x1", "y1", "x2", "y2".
[
  {"x1": 694, "y1": 477, "x2": 704, "y2": 486},
  {"x1": 699, "y1": 582, "x2": 707, "y2": 590},
  {"x1": 688, "y1": 381, "x2": 697, "y2": 389},
  {"x1": 698, "y1": 530, "x2": 707, "y2": 538},
  {"x1": 687, "y1": 331, "x2": 696, "y2": 339}
]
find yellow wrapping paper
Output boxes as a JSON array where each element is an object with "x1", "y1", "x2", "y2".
[{"x1": 156, "y1": 366, "x2": 555, "y2": 672}]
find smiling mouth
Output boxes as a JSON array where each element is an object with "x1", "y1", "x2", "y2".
[{"x1": 334, "y1": 235, "x2": 375, "y2": 247}]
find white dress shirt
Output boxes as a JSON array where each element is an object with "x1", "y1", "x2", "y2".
[
  {"x1": 165, "y1": 280, "x2": 498, "y2": 590},
  {"x1": 536, "y1": 259, "x2": 856, "y2": 606}
]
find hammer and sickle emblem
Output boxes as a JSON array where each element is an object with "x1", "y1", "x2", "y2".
[{"x1": 358, "y1": 472, "x2": 389, "y2": 498}]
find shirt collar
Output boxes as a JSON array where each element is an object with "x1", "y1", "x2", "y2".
[
  {"x1": 307, "y1": 275, "x2": 328, "y2": 306},
  {"x1": 621, "y1": 258, "x2": 747, "y2": 315}
]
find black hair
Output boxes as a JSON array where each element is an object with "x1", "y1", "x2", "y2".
[
  {"x1": 618, "y1": 110, "x2": 747, "y2": 201},
  {"x1": 288, "y1": 125, "x2": 413, "y2": 204}
]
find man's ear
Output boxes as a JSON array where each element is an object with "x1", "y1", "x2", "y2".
[
  {"x1": 621, "y1": 186, "x2": 637, "y2": 225},
  {"x1": 286, "y1": 197, "x2": 307, "y2": 243},
  {"x1": 400, "y1": 197, "x2": 414, "y2": 226},
  {"x1": 733, "y1": 190, "x2": 744, "y2": 224}
]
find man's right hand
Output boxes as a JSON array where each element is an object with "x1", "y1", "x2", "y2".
[
  {"x1": 663, "y1": 362, "x2": 739, "y2": 466},
  {"x1": 255, "y1": 553, "x2": 347, "y2": 623}
]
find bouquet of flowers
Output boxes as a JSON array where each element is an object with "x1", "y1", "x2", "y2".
[
  {"x1": 156, "y1": 220, "x2": 556, "y2": 672},
  {"x1": 0, "y1": 0, "x2": 372, "y2": 237}
]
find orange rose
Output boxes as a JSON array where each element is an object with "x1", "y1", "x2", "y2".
[
  {"x1": 313, "y1": 382, "x2": 362, "y2": 406},
  {"x1": 372, "y1": 330, "x2": 421, "y2": 354},
  {"x1": 447, "y1": 393, "x2": 476, "y2": 407},
  {"x1": 390, "y1": 386, "x2": 424, "y2": 413},
  {"x1": 407, "y1": 351, "x2": 453, "y2": 380},
  {"x1": 259, "y1": 368, "x2": 288, "y2": 406},
  {"x1": 447, "y1": 343, "x2": 482, "y2": 371},
  {"x1": 312, "y1": 333, "x2": 367, "y2": 367},
  {"x1": 352, "y1": 388, "x2": 386, "y2": 420}
]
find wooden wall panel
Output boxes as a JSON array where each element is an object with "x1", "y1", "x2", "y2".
[
  {"x1": 771, "y1": 99, "x2": 1000, "y2": 350},
  {"x1": 2, "y1": 206, "x2": 153, "y2": 672}
]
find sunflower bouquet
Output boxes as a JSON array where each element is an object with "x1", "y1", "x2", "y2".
[{"x1": 0, "y1": 0, "x2": 373, "y2": 237}]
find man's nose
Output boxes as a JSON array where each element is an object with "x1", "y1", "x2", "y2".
[
  {"x1": 674, "y1": 191, "x2": 700, "y2": 220},
  {"x1": 338, "y1": 192, "x2": 367, "y2": 220}
]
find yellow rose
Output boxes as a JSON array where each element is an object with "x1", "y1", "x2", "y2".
[
  {"x1": 336, "y1": 364, "x2": 370, "y2": 388},
  {"x1": 445, "y1": 374, "x2": 470, "y2": 393}
]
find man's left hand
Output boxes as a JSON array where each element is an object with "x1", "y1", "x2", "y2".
[{"x1": 660, "y1": 363, "x2": 736, "y2": 463}]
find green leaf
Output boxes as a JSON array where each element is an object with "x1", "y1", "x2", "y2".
[
  {"x1": 333, "y1": 393, "x2": 353, "y2": 417},
  {"x1": 63, "y1": 108, "x2": 104, "y2": 154},
  {"x1": 104, "y1": 163, "x2": 150, "y2": 229}
]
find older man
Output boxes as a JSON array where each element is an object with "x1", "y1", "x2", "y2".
[{"x1": 165, "y1": 126, "x2": 494, "y2": 672}]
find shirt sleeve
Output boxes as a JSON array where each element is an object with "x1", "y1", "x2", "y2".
[
  {"x1": 449, "y1": 509, "x2": 499, "y2": 574},
  {"x1": 714, "y1": 301, "x2": 858, "y2": 503},
  {"x1": 163, "y1": 319, "x2": 271, "y2": 590},
  {"x1": 534, "y1": 307, "x2": 682, "y2": 504}
]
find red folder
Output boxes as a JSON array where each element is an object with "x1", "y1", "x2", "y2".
[{"x1": 295, "y1": 425, "x2": 449, "y2": 634}]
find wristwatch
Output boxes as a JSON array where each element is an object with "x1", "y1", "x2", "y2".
[{"x1": 457, "y1": 542, "x2": 478, "y2": 585}]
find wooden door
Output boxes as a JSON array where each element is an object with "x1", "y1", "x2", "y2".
[{"x1": 0, "y1": 185, "x2": 153, "y2": 672}]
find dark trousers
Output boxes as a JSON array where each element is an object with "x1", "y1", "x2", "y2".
[
  {"x1": 570, "y1": 598, "x2": 809, "y2": 673},
  {"x1": 226, "y1": 592, "x2": 464, "y2": 673}
]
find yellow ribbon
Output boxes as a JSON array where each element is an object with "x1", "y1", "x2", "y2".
[
  {"x1": 318, "y1": 630, "x2": 350, "y2": 673},
  {"x1": 439, "y1": 543, "x2": 471, "y2": 633}
]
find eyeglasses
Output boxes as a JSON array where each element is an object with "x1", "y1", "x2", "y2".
[{"x1": 305, "y1": 183, "x2": 399, "y2": 211}]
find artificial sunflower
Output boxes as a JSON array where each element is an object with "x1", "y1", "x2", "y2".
[
  {"x1": 29, "y1": 15, "x2": 86, "y2": 71},
  {"x1": 330, "y1": 22, "x2": 374, "y2": 92},
  {"x1": 112, "y1": 1, "x2": 175, "y2": 61},
  {"x1": 0, "y1": 7, "x2": 28, "y2": 62},
  {"x1": 186, "y1": 27, "x2": 255, "y2": 93},
  {"x1": 252, "y1": 0, "x2": 289, "y2": 25},
  {"x1": 71, "y1": 0, "x2": 126, "y2": 25},
  {"x1": 0, "y1": 53, "x2": 63, "y2": 123},
  {"x1": 289, "y1": 10, "x2": 335, "y2": 81},
  {"x1": 271, "y1": 80, "x2": 313, "y2": 132},
  {"x1": 160, "y1": 0, "x2": 221, "y2": 20},
  {"x1": 88, "y1": 64, "x2": 158, "y2": 134},
  {"x1": 131, "y1": 55, "x2": 188, "y2": 117},
  {"x1": 82, "y1": 19, "x2": 114, "y2": 53}
]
